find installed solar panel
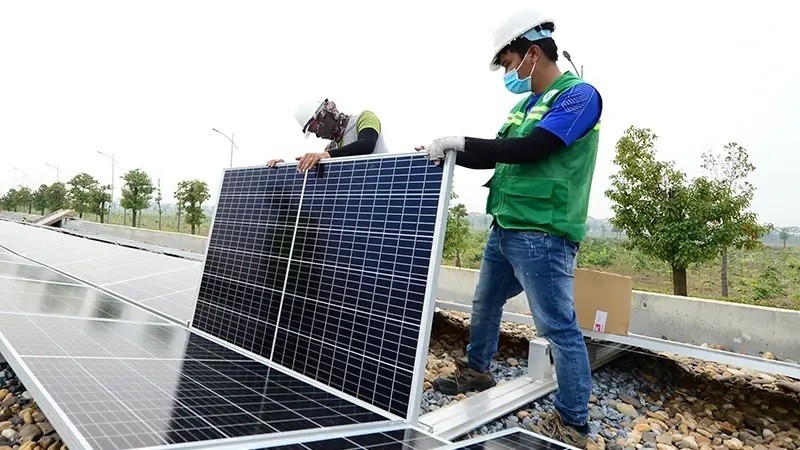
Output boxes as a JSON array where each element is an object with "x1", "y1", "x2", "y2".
[
  {"x1": 192, "y1": 153, "x2": 454, "y2": 419},
  {"x1": 265, "y1": 426, "x2": 449, "y2": 449},
  {"x1": 1, "y1": 313, "x2": 395, "y2": 450},
  {"x1": 0, "y1": 221, "x2": 201, "y2": 323},
  {"x1": 450, "y1": 428, "x2": 575, "y2": 450},
  {"x1": 0, "y1": 277, "x2": 168, "y2": 323}
]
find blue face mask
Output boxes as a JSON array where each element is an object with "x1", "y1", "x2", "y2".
[{"x1": 503, "y1": 53, "x2": 536, "y2": 94}]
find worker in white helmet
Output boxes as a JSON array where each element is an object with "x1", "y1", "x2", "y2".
[
  {"x1": 267, "y1": 98, "x2": 389, "y2": 172},
  {"x1": 419, "y1": 8, "x2": 602, "y2": 448}
]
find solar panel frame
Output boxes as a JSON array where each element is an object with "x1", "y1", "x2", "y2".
[
  {"x1": 444, "y1": 428, "x2": 577, "y2": 450},
  {"x1": 190, "y1": 151, "x2": 455, "y2": 422}
]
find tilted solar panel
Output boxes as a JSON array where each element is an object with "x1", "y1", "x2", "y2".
[
  {"x1": 192, "y1": 152, "x2": 454, "y2": 419},
  {"x1": 194, "y1": 164, "x2": 305, "y2": 361}
]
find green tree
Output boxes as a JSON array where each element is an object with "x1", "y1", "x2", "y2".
[
  {"x1": 174, "y1": 180, "x2": 210, "y2": 235},
  {"x1": 90, "y1": 184, "x2": 112, "y2": 223},
  {"x1": 1, "y1": 191, "x2": 16, "y2": 212},
  {"x1": 120, "y1": 169, "x2": 155, "y2": 228},
  {"x1": 778, "y1": 227, "x2": 798, "y2": 249},
  {"x1": 45, "y1": 183, "x2": 68, "y2": 211},
  {"x1": 443, "y1": 189, "x2": 471, "y2": 268},
  {"x1": 68, "y1": 172, "x2": 100, "y2": 219},
  {"x1": 700, "y1": 142, "x2": 770, "y2": 297},
  {"x1": 15, "y1": 187, "x2": 33, "y2": 214},
  {"x1": 4, "y1": 188, "x2": 19, "y2": 212},
  {"x1": 605, "y1": 126, "x2": 749, "y2": 297},
  {"x1": 32, "y1": 184, "x2": 49, "y2": 214}
]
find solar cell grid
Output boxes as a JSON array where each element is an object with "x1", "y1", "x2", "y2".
[
  {"x1": 265, "y1": 427, "x2": 448, "y2": 450},
  {"x1": 194, "y1": 164, "x2": 306, "y2": 359},
  {"x1": 451, "y1": 428, "x2": 574, "y2": 450},
  {"x1": 192, "y1": 153, "x2": 453, "y2": 419},
  {"x1": 0, "y1": 278, "x2": 168, "y2": 323},
  {"x1": 0, "y1": 222, "x2": 202, "y2": 324}
]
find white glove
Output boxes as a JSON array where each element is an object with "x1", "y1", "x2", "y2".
[{"x1": 423, "y1": 136, "x2": 465, "y2": 161}]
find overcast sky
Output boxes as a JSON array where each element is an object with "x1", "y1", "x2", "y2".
[{"x1": 2, "y1": 1, "x2": 797, "y2": 226}]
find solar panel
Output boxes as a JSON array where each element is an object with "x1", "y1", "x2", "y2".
[
  {"x1": 0, "y1": 278, "x2": 168, "y2": 324},
  {"x1": 192, "y1": 153, "x2": 454, "y2": 419},
  {"x1": 0, "y1": 221, "x2": 201, "y2": 323},
  {"x1": 264, "y1": 426, "x2": 449, "y2": 449},
  {"x1": 1, "y1": 312, "x2": 397, "y2": 450},
  {"x1": 0, "y1": 254, "x2": 425, "y2": 450},
  {"x1": 451, "y1": 428, "x2": 576, "y2": 450},
  {"x1": 193, "y1": 164, "x2": 305, "y2": 359}
]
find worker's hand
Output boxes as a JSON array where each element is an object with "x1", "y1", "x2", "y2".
[
  {"x1": 295, "y1": 151, "x2": 331, "y2": 172},
  {"x1": 415, "y1": 136, "x2": 465, "y2": 165},
  {"x1": 267, "y1": 158, "x2": 284, "y2": 168}
]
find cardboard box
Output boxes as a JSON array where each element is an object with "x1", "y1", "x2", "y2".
[{"x1": 573, "y1": 268, "x2": 632, "y2": 336}]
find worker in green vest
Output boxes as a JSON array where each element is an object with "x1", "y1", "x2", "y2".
[{"x1": 418, "y1": 8, "x2": 602, "y2": 448}]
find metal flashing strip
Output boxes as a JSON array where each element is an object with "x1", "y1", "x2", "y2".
[{"x1": 584, "y1": 329, "x2": 800, "y2": 380}]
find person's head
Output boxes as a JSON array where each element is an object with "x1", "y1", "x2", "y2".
[
  {"x1": 490, "y1": 10, "x2": 559, "y2": 94},
  {"x1": 294, "y1": 98, "x2": 348, "y2": 141}
]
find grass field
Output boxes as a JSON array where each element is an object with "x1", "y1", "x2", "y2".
[{"x1": 443, "y1": 231, "x2": 800, "y2": 311}]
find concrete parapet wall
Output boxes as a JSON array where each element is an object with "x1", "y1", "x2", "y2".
[
  {"x1": 60, "y1": 219, "x2": 208, "y2": 254},
  {"x1": 435, "y1": 266, "x2": 800, "y2": 362},
  {"x1": 0, "y1": 211, "x2": 43, "y2": 222}
]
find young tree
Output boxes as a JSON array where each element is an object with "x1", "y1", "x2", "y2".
[
  {"x1": 443, "y1": 189, "x2": 471, "y2": 268},
  {"x1": 778, "y1": 227, "x2": 799, "y2": 249},
  {"x1": 174, "y1": 180, "x2": 210, "y2": 235},
  {"x1": 90, "y1": 184, "x2": 112, "y2": 223},
  {"x1": 1, "y1": 191, "x2": 16, "y2": 212},
  {"x1": 120, "y1": 169, "x2": 155, "y2": 228},
  {"x1": 68, "y1": 173, "x2": 100, "y2": 219},
  {"x1": 32, "y1": 184, "x2": 49, "y2": 214},
  {"x1": 15, "y1": 187, "x2": 33, "y2": 214},
  {"x1": 605, "y1": 126, "x2": 755, "y2": 297},
  {"x1": 700, "y1": 142, "x2": 769, "y2": 297},
  {"x1": 154, "y1": 180, "x2": 163, "y2": 231},
  {"x1": 45, "y1": 183, "x2": 69, "y2": 211}
]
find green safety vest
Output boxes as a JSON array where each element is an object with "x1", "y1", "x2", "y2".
[{"x1": 485, "y1": 71, "x2": 601, "y2": 243}]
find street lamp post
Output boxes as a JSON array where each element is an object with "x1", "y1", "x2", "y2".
[
  {"x1": 12, "y1": 167, "x2": 26, "y2": 187},
  {"x1": 96, "y1": 151, "x2": 116, "y2": 211},
  {"x1": 44, "y1": 162, "x2": 60, "y2": 182},
  {"x1": 211, "y1": 128, "x2": 239, "y2": 168}
]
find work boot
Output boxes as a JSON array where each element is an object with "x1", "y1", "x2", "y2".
[
  {"x1": 432, "y1": 359, "x2": 496, "y2": 395},
  {"x1": 527, "y1": 411, "x2": 589, "y2": 448}
]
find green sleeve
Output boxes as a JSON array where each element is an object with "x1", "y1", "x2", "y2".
[{"x1": 356, "y1": 110, "x2": 381, "y2": 134}]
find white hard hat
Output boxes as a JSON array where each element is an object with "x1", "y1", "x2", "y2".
[
  {"x1": 489, "y1": 8, "x2": 555, "y2": 71},
  {"x1": 294, "y1": 98, "x2": 325, "y2": 137}
]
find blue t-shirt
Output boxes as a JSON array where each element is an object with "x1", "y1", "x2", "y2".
[{"x1": 526, "y1": 83, "x2": 602, "y2": 146}]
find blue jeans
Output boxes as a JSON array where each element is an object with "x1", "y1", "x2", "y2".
[{"x1": 466, "y1": 225, "x2": 591, "y2": 426}]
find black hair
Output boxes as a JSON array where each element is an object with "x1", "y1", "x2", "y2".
[{"x1": 494, "y1": 21, "x2": 558, "y2": 66}]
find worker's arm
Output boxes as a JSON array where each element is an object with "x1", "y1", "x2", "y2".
[
  {"x1": 326, "y1": 128, "x2": 379, "y2": 157},
  {"x1": 427, "y1": 83, "x2": 602, "y2": 167}
]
